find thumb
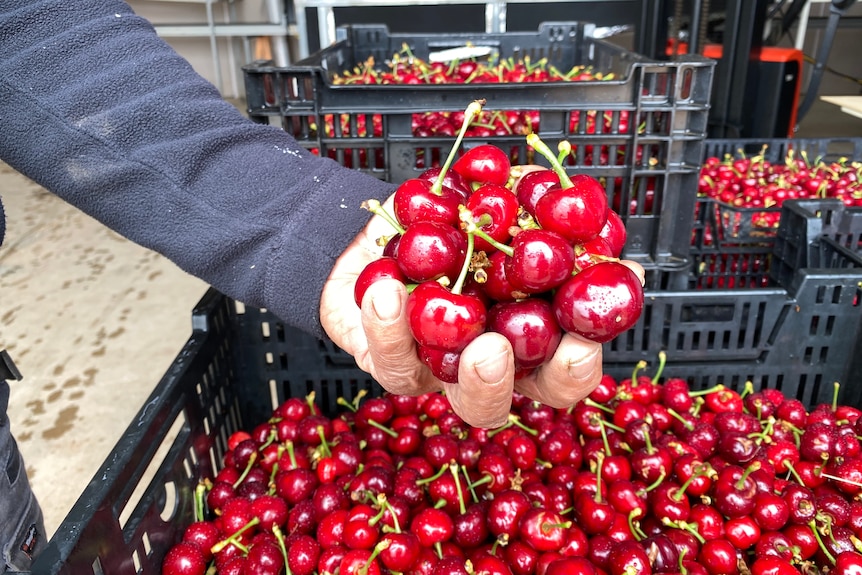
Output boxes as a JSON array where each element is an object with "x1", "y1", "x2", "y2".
[{"x1": 443, "y1": 332, "x2": 515, "y2": 429}]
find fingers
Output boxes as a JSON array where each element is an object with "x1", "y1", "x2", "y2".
[
  {"x1": 514, "y1": 333, "x2": 602, "y2": 409},
  {"x1": 444, "y1": 332, "x2": 516, "y2": 429},
  {"x1": 360, "y1": 278, "x2": 441, "y2": 397}
]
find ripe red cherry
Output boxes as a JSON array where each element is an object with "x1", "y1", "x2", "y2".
[
  {"x1": 552, "y1": 261, "x2": 644, "y2": 343},
  {"x1": 393, "y1": 178, "x2": 462, "y2": 227},
  {"x1": 354, "y1": 257, "x2": 406, "y2": 307},
  {"x1": 406, "y1": 282, "x2": 487, "y2": 353},
  {"x1": 534, "y1": 174, "x2": 609, "y2": 244},
  {"x1": 162, "y1": 542, "x2": 207, "y2": 575},
  {"x1": 396, "y1": 222, "x2": 466, "y2": 283},
  {"x1": 487, "y1": 299, "x2": 562, "y2": 371},
  {"x1": 597, "y1": 208, "x2": 627, "y2": 257},
  {"x1": 465, "y1": 184, "x2": 520, "y2": 253},
  {"x1": 452, "y1": 143, "x2": 511, "y2": 186},
  {"x1": 504, "y1": 229, "x2": 575, "y2": 294},
  {"x1": 515, "y1": 169, "x2": 560, "y2": 215}
]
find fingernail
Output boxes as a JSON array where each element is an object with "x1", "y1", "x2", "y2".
[
  {"x1": 371, "y1": 286, "x2": 401, "y2": 322},
  {"x1": 475, "y1": 349, "x2": 509, "y2": 384}
]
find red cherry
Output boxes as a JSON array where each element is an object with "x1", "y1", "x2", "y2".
[
  {"x1": 465, "y1": 184, "x2": 520, "y2": 253},
  {"x1": 162, "y1": 542, "x2": 207, "y2": 575},
  {"x1": 487, "y1": 299, "x2": 562, "y2": 371},
  {"x1": 534, "y1": 174, "x2": 609, "y2": 244},
  {"x1": 406, "y1": 282, "x2": 487, "y2": 353},
  {"x1": 552, "y1": 261, "x2": 644, "y2": 343},
  {"x1": 396, "y1": 222, "x2": 466, "y2": 283},
  {"x1": 504, "y1": 229, "x2": 575, "y2": 294},
  {"x1": 354, "y1": 257, "x2": 406, "y2": 307},
  {"x1": 452, "y1": 143, "x2": 511, "y2": 186},
  {"x1": 393, "y1": 178, "x2": 462, "y2": 227}
]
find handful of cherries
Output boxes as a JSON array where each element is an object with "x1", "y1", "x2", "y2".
[{"x1": 354, "y1": 100, "x2": 645, "y2": 383}]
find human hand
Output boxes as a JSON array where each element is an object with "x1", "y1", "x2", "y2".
[{"x1": 320, "y1": 192, "x2": 644, "y2": 430}]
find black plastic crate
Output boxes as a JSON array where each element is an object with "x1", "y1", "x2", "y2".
[
  {"x1": 243, "y1": 22, "x2": 715, "y2": 276},
  {"x1": 603, "y1": 198, "x2": 862, "y2": 399}
]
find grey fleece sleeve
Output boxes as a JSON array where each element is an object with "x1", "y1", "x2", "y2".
[{"x1": 0, "y1": 0, "x2": 396, "y2": 338}]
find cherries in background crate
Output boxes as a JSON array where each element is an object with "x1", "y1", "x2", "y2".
[
  {"x1": 164, "y1": 356, "x2": 862, "y2": 575},
  {"x1": 357, "y1": 100, "x2": 644, "y2": 382},
  {"x1": 698, "y1": 145, "x2": 862, "y2": 241}
]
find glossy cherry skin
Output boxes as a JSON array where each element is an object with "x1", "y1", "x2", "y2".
[
  {"x1": 552, "y1": 261, "x2": 644, "y2": 343},
  {"x1": 418, "y1": 166, "x2": 471, "y2": 201},
  {"x1": 534, "y1": 174, "x2": 609, "y2": 244},
  {"x1": 504, "y1": 229, "x2": 575, "y2": 294},
  {"x1": 393, "y1": 178, "x2": 462, "y2": 227},
  {"x1": 487, "y1": 299, "x2": 562, "y2": 371},
  {"x1": 452, "y1": 143, "x2": 511, "y2": 186},
  {"x1": 406, "y1": 281, "x2": 487, "y2": 353},
  {"x1": 515, "y1": 169, "x2": 560, "y2": 215},
  {"x1": 597, "y1": 208, "x2": 627, "y2": 257},
  {"x1": 465, "y1": 184, "x2": 520, "y2": 253},
  {"x1": 354, "y1": 257, "x2": 407, "y2": 307},
  {"x1": 417, "y1": 345, "x2": 461, "y2": 383},
  {"x1": 481, "y1": 250, "x2": 521, "y2": 302},
  {"x1": 396, "y1": 222, "x2": 466, "y2": 283}
]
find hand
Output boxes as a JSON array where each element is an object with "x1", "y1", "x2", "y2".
[{"x1": 320, "y1": 193, "x2": 642, "y2": 429}]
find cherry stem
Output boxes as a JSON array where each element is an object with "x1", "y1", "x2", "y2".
[
  {"x1": 832, "y1": 381, "x2": 841, "y2": 412},
  {"x1": 651, "y1": 351, "x2": 667, "y2": 385},
  {"x1": 317, "y1": 425, "x2": 332, "y2": 458},
  {"x1": 557, "y1": 140, "x2": 572, "y2": 165},
  {"x1": 461, "y1": 465, "x2": 480, "y2": 503},
  {"x1": 232, "y1": 451, "x2": 258, "y2": 490},
  {"x1": 272, "y1": 525, "x2": 293, "y2": 575},
  {"x1": 417, "y1": 463, "x2": 450, "y2": 486},
  {"x1": 735, "y1": 461, "x2": 761, "y2": 491},
  {"x1": 431, "y1": 99, "x2": 486, "y2": 196},
  {"x1": 211, "y1": 517, "x2": 261, "y2": 554},
  {"x1": 366, "y1": 418, "x2": 398, "y2": 438},
  {"x1": 525, "y1": 133, "x2": 574, "y2": 189},
  {"x1": 194, "y1": 482, "x2": 206, "y2": 523},
  {"x1": 584, "y1": 398, "x2": 615, "y2": 415},
  {"x1": 451, "y1": 230, "x2": 475, "y2": 295},
  {"x1": 672, "y1": 465, "x2": 706, "y2": 502},
  {"x1": 631, "y1": 360, "x2": 647, "y2": 386},
  {"x1": 593, "y1": 453, "x2": 605, "y2": 503},
  {"x1": 460, "y1": 206, "x2": 514, "y2": 257},
  {"x1": 451, "y1": 463, "x2": 467, "y2": 516},
  {"x1": 687, "y1": 383, "x2": 726, "y2": 398},
  {"x1": 508, "y1": 413, "x2": 539, "y2": 437},
  {"x1": 740, "y1": 380, "x2": 754, "y2": 401},
  {"x1": 284, "y1": 440, "x2": 298, "y2": 469},
  {"x1": 337, "y1": 396, "x2": 359, "y2": 413},
  {"x1": 809, "y1": 519, "x2": 837, "y2": 564},
  {"x1": 666, "y1": 408, "x2": 694, "y2": 432},
  {"x1": 359, "y1": 539, "x2": 391, "y2": 575},
  {"x1": 628, "y1": 509, "x2": 646, "y2": 540},
  {"x1": 662, "y1": 518, "x2": 705, "y2": 545},
  {"x1": 362, "y1": 199, "x2": 405, "y2": 235}
]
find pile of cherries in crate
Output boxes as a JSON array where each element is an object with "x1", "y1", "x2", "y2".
[
  {"x1": 697, "y1": 145, "x2": 862, "y2": 239},
  {"x1": 163, "y1": 356, "x2": 862, "y2": 575},
  {"x1": 314, "y1": 47, "x2": 641, "y2": 173},
  {"x1": 353, "y1": 99, "x2": 644, "y2": 382}
]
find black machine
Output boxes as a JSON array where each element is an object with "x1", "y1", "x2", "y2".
[{"x1": 637, "y1": 0, "x2": 858, "y2": 138}]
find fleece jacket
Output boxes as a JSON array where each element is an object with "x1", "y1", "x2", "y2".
[{"x1": 0, "y1": 0, "x2": 396, "y2": 339}]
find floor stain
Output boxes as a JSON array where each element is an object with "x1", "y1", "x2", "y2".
[
  {"x1": 42, "y1": 405, "x2": 79, "y2": 440},
  {"x1": 62, "y1": 377, "x2": 80, "y2": 389},
  {"x1": 26, "y1": 399, "x2": 45, "y2": 415},
  {"x1": 92, "y1": 346, "x2": 106, "y2": 357},
  {"x1": 46, "y1": 389, "x2": 62, "y2": 403}
]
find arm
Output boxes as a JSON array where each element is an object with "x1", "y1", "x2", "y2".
[{"x1": 0, "y1": 0, "x2": 395, "y2": 338}]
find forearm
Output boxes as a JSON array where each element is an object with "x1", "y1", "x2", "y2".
[{"x1": 0, "y1": 0, "x2": 395, "y2": 337}]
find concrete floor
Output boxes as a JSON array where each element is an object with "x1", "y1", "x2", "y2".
[{"x1": 1, "y1": 98, "x2": 861, "y2": 540}]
